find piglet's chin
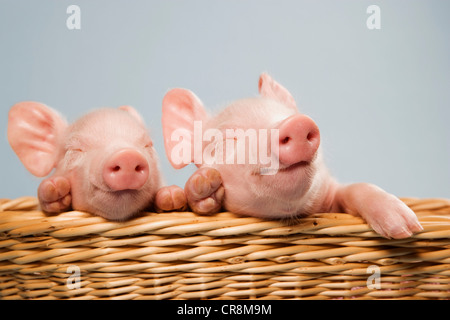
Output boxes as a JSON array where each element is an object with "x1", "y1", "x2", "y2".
[
  {"x1": 257, "y1": 160, "x2": 317, "y2": 196},
  {"x1": 222, "y1": 161, "x2": 320, "y2": 219},
  {"x1": 225, "y1": 200, "x2": 306, "y2": 220},
  {"x1": 75, "y1": 187, "x2": 153, "y2": 221}
]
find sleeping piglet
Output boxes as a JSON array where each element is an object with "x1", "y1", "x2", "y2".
[
  {"x1": 8, "y1": 102, "x2": 186, "y2": 220},
  {"x1": 161, "y1": 73, "x2": 423, "y2": 239}
]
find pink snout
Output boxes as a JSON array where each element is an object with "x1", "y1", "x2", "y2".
[
  {"x1": 277, "y1": 114, "x2": 320, "y2": 166},
  {"x1": 103, "y1": 149, "x2": 149, "y2": 191}
]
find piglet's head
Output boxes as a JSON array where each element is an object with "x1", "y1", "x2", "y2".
[
  {"x1": 8, "y1": 102, "x2": 161, "y2": 220},
  {"x1": 162, "y1": 73, "x2": 324, "y2": 218}
]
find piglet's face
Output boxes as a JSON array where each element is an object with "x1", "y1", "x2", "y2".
[
  {"x1": 205, "y1": 99, "x2": 322, "y2": 218},
  {"x1": 8, "y1": 102, "x2": 161, "y2": 220},
  {"x1": 63, "y1": 108, "x2": 161, "y2": 220},
  {"x1": 162, "y1": 73, "x2": 324, "y2": 218}
]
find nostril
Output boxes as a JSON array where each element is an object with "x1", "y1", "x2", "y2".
[
  {"x1": 307, "y1": 129, "x2": 319, "y2": 142},
  {"x1": 112, "y1": 166, "x2": 121, "y2": 172},
  {"x1": 281, "y1": 137, "x2": 290, "y2": 144},
  {"x1": 135, "y1": 165, "x2": 144, "y2": 172}
]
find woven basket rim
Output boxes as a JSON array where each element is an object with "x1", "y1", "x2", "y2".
[
  {"x1": 1, "y1": 196, "x2": 450, "y2": 300},
  {"x1": 1, "y1": 196, "x2": 449, "y2": 239}
]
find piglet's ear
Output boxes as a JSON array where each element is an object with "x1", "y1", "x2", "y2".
[
  {"x1": 8, "y1": 102, "x2": 68, "y2": 177},
  {"x1": 119, "y1": 105, "x2": 145, "y2": 126},
  {"x1": 258, "y1": 73, "x2": 297, "y2": 111},
  {"x1": 162, "y1": 88, "x2": 208, "y2": 169}
]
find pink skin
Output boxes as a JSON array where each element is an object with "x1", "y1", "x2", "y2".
[
  {"x1": 162, "y1": 73, "x2": 423, "y2": 239},
  {"x1": 103, "y1": 149, "x2": 150, "y2": 191},
  {"x1": 278, "y1": 114, "x2": 320, "y2": 166},
  {"x1": 8, "y1": 102, "x2": 186, "y2": 220}
]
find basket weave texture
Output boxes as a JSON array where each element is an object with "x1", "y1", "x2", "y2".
[{"x1": 1, "y1": 196, "x2": 449, "y2": 300}]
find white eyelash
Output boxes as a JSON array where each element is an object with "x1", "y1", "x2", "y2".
[{"x1": 62, "y1": 149, "x2": 86, "y2": 171}]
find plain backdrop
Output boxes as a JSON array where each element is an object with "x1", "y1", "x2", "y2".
[{"x1": 1, "y1": 0, "x2": 449, "y2": 201}]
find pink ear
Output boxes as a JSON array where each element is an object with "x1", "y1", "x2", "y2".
[
  {"x1": 258, "y1": 73, "x2": 297, "y2": 110},
  {"x1": 8, "y1": 102, "x2": 68, "y2": 177},
  {"x1": 162, "y1": 88, "x2": 208, "y2": 169},
  {"x1": 119, "y1": 105, "x2": 145, "y2": 126}
]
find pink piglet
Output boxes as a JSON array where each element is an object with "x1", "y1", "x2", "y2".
[
  {"x1": 8, "y1": 102, "x2": 186, "y2": 220},
  {"x1": 161, "y1": 73, "x2": 423, "y2": 239}
]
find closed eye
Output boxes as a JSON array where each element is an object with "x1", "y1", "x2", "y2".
[{"x1": 144, "y1": 141, "x2": 153, "y2": 148}]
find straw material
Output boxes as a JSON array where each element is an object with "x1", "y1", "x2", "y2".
[{"x1": 0, "y1": 196, "x2": 449, "y2": 300}]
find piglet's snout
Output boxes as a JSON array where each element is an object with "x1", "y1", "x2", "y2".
[
  {"x1": 277, "y1": 114, "x2": 320, "y2": 166},
  {"x1": 103, "y1": 149, "x2": 149, "y2": 191}
]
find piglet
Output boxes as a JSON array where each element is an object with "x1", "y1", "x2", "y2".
[
  {"x1": 8, "y1": 102, "x2": 186, "y2": 220},
  {"x1": 161, "y1": 73, "x2": 423, "y2": 239}
]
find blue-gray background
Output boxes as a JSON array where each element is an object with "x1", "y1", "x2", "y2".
[{"x1": 1, "y1": 0, "x2": 449, "y2": 200}]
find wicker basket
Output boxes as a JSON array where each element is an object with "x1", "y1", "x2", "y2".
[{"x1": 0, "y1": 196, "x2": 449, "y2": 300}]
